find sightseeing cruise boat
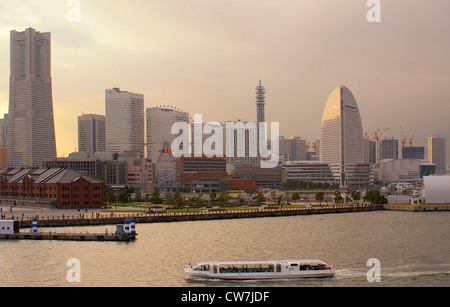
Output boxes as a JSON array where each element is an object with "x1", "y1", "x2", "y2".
[{"x1": 185, "y1": 259, "x2": 335, "y2": 280}]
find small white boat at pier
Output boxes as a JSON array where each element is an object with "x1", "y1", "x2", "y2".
[{"x1": 185, "y1": 259, "x2": 334, "y2": 280}]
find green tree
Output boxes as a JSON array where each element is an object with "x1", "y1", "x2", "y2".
[
  {"x1": 333, "y1": 190, "x2": 343, "y2": 204},
  {"x1": 277, "y1": 195, "x2": 283, "y2": 207},
  {"x1": 193, "y1": 193, "x2": 204, "y2": 207},
  {"x1": 364, "y1": 190, "x2": 386, "y2": 204},
  {"x1": 150, "y1": 191, "x2": 163, "y2": 205},
  {"x1": 124, "y1": 185, "x2": 135, "y2": 200},
  {"x1": 255, "y1": 192, "x2": 265, "y2": 204},
  {"x1": 351, "y1": 190, "x2": 361, "y2": 201},
  {"x1": 118, "y1": 191, "x2": 129, "y2": 204},
  {"x1": 210, "y1": 192, "x2": 217, "y2": 200},
  {"x1": 237, "y1": 196, "x2": 245, "y2": 206},
  {"x1": 135, "y1": 190, "x2": 142, "y2": 202},
  {"x1": 282, "y1": 180, "x2": 298, "y2": 190},
  {"x1": 291, "y1": 192, "x2": 300, "y2": 203},
  {"x1": 144, "y1": 193, "x2": 151, "y2": 203},
  {"x1": 174, "y1": 190, "x2": 184, "y2": 207},
  {"x1": 217, "y1": 192, "x2": 229, "y2": 205},
  {"x1": 165, "y1": 191, "x2": 174, "y2": 204},
  {"x1": 106, "y1": 191, "x2": 116, "y2": 204},
  {"x1": 315, "y1": 191, "x2": 324, "y2": 205}
]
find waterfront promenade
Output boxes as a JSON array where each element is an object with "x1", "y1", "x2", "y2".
[
  {"x1": 3, "y1": 203, "x2": 449, "y2": 230},
  {"x1": 2, "y1": 203, "x2": 383, "y2": 229}
]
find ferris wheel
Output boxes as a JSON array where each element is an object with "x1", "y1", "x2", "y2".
[{"x1": 155, "y1": 142, "x2": 176, "y2": 188}]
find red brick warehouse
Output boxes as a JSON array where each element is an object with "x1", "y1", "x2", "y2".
[{"x1": 0, "y1": 168, "x2": 105, "y2": 209}]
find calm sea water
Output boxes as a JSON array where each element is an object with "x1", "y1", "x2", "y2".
[{"x1": 1, "y1": 211, "x2": 449, "y2": 287}]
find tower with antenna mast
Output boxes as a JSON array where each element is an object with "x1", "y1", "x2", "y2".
[
  {"x1": 256, "y1": 80, "x2": 266, "y2": 125},
  {"x1": 256, "y1": 80, "x2": 266, "y2": 161}
]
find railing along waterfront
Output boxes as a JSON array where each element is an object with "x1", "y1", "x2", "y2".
[{"x1": 12, "y1": 203, "x2": 383, "y2": 229}]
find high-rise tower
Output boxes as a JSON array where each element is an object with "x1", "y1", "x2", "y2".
[
  {"x1": 320, "y1": 86, "x2": 364, "y2": 186},
  {"x1": 78, "y1": 114, "x2": 106, "y2": 157},
  {"x1": 428, "y1": 135, "x2": 446, "y2": 175},
  {"x1": 105, "y1": 88, "x2": 144, "y2": 155},
  {"x1": 7, "y1": 28, "x2": 57, "y2": 168}
]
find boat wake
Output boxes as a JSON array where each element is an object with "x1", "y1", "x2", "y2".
[{"x1": 335, "y1": 263, "x2": 450, "y2": 281}]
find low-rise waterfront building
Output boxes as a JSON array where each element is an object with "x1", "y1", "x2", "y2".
[
  {"x1": 0, "y1": 168, "x2": 105, "y2": 209},
  {"x1": 178, "y1": 155, "x2": 230, "y2": 191},
  {"x1": 232, "y1": 164, "x2": 282, "y2": 189},
  {"x1": 42, "y1": 152, "x2": 154, "y2": 192},
  {"x1": 281, "y1": 161, "x2": 372, "y2": 188},
  {"x1": 281, "y1": 161, "x2": 337, "y2": 184}
]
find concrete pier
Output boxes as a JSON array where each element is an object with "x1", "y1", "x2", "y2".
[
  {"x1": 0, "y1": 232, "x2": 136, "y2": 242},
  {"x1": 0, "y1": 219, "x2": 137, "y2": 242}
]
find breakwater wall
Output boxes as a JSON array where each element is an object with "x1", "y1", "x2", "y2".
[
  {"x1": 383, "y1": 204, "x2": 450, "y2": 212},
  {"x1": 16, "y1": 204, "x2": 382, "y2": 229}
]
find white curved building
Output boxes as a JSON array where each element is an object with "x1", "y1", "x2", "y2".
[
  {"x1": 423, "y1": 176, "x2": 450, "y2": 204},
  {"x1": 320, "y1": 86, "x2": 364, "y2": 186}
]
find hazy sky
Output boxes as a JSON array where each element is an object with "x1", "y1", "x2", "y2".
[{"x1": 1, "y1": 0, "x2": 449, "y2": 160}]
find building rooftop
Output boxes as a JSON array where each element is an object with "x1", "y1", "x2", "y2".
[{"x1": 0, "y1": 168, "x2": 103, "y2": 184}]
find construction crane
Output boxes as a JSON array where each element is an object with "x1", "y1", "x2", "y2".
[
  {"x1": 400, "y1": 126, "x2": 407, "y2": 148},
  {"x1": 409, "y1": 135, "x2": 414, "y2": 147},
  {"x1": 373, "y1": 128, "x2": 390, "y2": 143}
]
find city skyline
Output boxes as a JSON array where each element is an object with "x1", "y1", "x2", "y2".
[{"x1": 1, "y1": 1, "x2": 449, "y2": 161}]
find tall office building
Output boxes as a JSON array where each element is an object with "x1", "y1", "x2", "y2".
[
  {"x1": 378, "y1": 137, "x2": 399, "y2": 160},
  {"x1": 105, "y1": 88, "x2": 144, "y2": 155},
  {"x1": 364, "y1": 138, "x2": 377, "y2": 164},
  {"x1": 320, "y1": 86, "x2": 364, "y2": 186},
  {"x1": 224, "y1": 120, "x2": 259, "y2": 167},
  {"x1": 7, "y1": 28, "x2": 57, "y2": 168},
  {"x1": 78, "y1": 114, "x2": 106, "y2": 157},
  {"x1": 279, "y1": 136, "x2": 307, "y2": 162},
  {"x1": 0, "y1": 118, "x2": 5, "y2": 146},
  {"x1": 2, "y1": 114, "x2": 7, "y2": 146},
  {"x1": 428, "y1": 135, "x2": 446, "y2": 175},
  {"x1": 402, "y1": 146, "x2": 425, "y2": 159}
]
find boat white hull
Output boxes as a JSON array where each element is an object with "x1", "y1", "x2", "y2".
[{"x1": 185, "y1": 269, "x2": 335, "y2": 280}]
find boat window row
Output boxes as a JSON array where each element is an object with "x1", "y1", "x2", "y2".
[
  {"x1": 291, "y1": 263, "x2": 331, "y2": 271},
  {"x1": 193, "y1": 265, "x2": 210, "y2": 271},
  {"x1": 219, "y1": 264, "x2": 277, "y2": 273}
]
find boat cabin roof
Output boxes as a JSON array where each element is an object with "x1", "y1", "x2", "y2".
[{"x1": 193, "y1": 259, "x2": 327, "y2": 267}]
